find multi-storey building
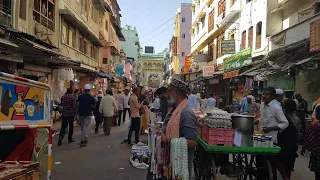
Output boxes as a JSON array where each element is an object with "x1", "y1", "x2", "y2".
[{"x1": 172, "y1": 3, "x2": 192, "y2": 74}]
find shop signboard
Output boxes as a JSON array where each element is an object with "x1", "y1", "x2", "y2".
[
  {"x1": 221, "y1": 40, "x2": 235, "y2": 54},
  {"x1": 203, "y1": 66, "x2": 215, "y2": 77},
  {"x1": 223, "y1": 47, "x2": 252, "y2": 72},
  {"x1": 223, "y1": 70, "x2": 239, "y2": 79}
]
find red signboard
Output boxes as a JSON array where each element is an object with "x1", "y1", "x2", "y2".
[
  {"x1": 223, "y1": 70, "x2": 239, "y2": 79},
  {"x1": 172, "y1": 37, "x2": 178, "y2": 54}
]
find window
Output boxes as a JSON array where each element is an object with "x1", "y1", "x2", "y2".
[
  {"x1": 0, "y1": 0, "x2": 12, "y2": 15},
  {"x1": 256, "y1": 21, "x2": 262, "y2": 49},
  {"x1": 182, "y1": 33, "x2": 186, "y2": 39},
  {"x1": 248, "y1": 26, "x2": 253, "y2": 48},
  {"x1": 90, "y1": 45, "x2": 96, "y2": 59},
  {"x1": 33, "y1": 0, "x2": 55, "y2": 31},
  {"x1": 208, "y1": 40, "x2": 214, "y2": 62},
  {"x1": 84, "y1": 40, "x2": 88, "y2": 54},
  {"x1": 218, "y1": 0, "x2": 226, "y2": 16},
  {"x1": 228, "y1": 28, "x2": 236, "y2": 40},
  {"x1": 19, "y1": 0, "x2": 27, "y2": 20},
  {"x1": 79, "y1": 35, "x2": 84, "y2": 53},
  {"x1": 241, "y1": 30, "x2": 246, "y2": 50},
  {"x1": 182, "y1": 52, "x2": 185, "y2": 56},
  {"x1": 182, "y1": 17, "x2": 185, "y2": 23},
  {"x1": 208, "y1": 9, "x2": 215, "y2": 32},
  {"x1": 69, "y1": 26, "x2": 76, "y2": 48},
  {"x1": 105, "y1": 20, "x2": 108, "y2": 31},
  {"x1": 103, "y1": 58, "x2": 108, "y2": 64},
  {"x1": 216, "y1": 33, "x2": 224, "y2": 58},
  {"x1": 201, "y1": 18, "x2": 205, "y2": 29},
  {"x1": 230, "y1": 0, "x2": 236, "y2": 7},
  {"x1": 62, "y1": 23, "x2": 68, "y2": 44}
]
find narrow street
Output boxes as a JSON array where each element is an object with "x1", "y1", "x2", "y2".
[
  {"x1": 40, "y1": 120, "x2": 147, "y2": 180},
  {"x1": 40, "y1": 118, "x2": 315, "y2": 180}
]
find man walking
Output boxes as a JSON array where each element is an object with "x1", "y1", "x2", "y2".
[
  {"x1": 78, "y1": 84, "x2": 96, "y2": 147},
  {"x1": 99, "y1": 89, "x2": 118, "y2": 136},
  {"x1": 115, "y1": 89, "x2": 124, "y2": 126},
  {"x1": 58, "y1": 88, "x2": 77, "y2": 146},
  {"x1": 123, "y1": 89, "x2": 131, "y2": 123},
  {"x1": 127, "y1": 87, "x2": 144, "y2": 146},
  {"x1": 94, "y1": 92, "x2": 103, "y2": 134}
]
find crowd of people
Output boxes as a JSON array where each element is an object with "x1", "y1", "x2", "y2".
[{"x1": 54, "y1": 80, "x2": 320, "y2": 180}]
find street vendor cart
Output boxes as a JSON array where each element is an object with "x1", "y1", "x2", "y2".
[
  {"x1": 0, "y1": 72, "x2": 52, "y2": 180},
  {"x1": 194, "y1": 137, "x2": 280, "y2": 180},
  {"x1": 194, "y1": 110, "x2": 281, "y2": 180}
]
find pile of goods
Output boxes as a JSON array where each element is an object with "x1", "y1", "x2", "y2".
[
  {"x1": 202, "y1": 109, "x2": 234, "y2": 146},
  {"x1": 130, "y1": 143, "x2": 151, "y2": 169}
]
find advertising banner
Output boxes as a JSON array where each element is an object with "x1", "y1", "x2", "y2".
[{"x1": 223, "y1": 47, "x2": 252, "y2": 72}]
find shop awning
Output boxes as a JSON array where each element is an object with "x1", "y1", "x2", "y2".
[
  {"x1": 0, "y1": 37, "x2": 19, "y2": 48},
  {"x1": 98, "y1": 72, "x2": 113, "y2": 78},
  {"x1": 18, "y1": 37, "x2": 60, "y2": 55}
]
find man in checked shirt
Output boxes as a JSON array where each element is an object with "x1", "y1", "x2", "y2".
[{"x1": 58, "y1": 88, "x2": 77, "y2": 146}]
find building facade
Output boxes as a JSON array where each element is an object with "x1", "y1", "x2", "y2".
[
  {"x1": 0, "y1": 0, "x2": 124, "y2": 100},
  {"x1": 141, "y1": 53, "x2": 164, "y2": 88}
]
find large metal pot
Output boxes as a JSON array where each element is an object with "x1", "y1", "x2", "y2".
[{"x1": 231, "y1": 114, "x2": 255, "y2": 135}]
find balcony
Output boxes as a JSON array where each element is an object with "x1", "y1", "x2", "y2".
[
  {"x1": 92, "y1": 0, "x2": 112, "y2": 13},
  {"x1": 269, "y1": 13, "x2": 320, "y2": 52},
  {"x1": 0, "y1": 4, "x2": 11, "y2": 27},
  {"x1": 216, "y1": 0, "x2": 240, "y2": 26}
]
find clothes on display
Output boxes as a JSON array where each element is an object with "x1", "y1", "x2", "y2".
[{"x1": 51, "y1": 68, "x2": 74, "y2": 101}]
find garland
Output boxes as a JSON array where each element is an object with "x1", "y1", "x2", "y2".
[{"x1": 170, "y1": 138, "x2": 189, "y2": 180}]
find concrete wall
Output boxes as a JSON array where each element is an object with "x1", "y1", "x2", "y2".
[
  {"x1": 269, "y1": 13, "x2": 320, "y2": 51},
  {"x1": 295, "y1": 69, "x2": 320, "y2": 111},
  {"x1": 281, "y1": 0, "x2": 317, "y2": 30},
  {"x1": 120, "y1": 27, "x2": 140, "y2": 61}
]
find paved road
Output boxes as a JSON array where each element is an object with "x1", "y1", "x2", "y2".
[
  {"x1": 40, "y1": 119, "x2": 315, "y2": 180},
  {"x1": 41, "y1": 119, "x2": 148, "y2": 180}
]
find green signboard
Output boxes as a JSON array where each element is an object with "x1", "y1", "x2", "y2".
[{"x1": 223, "y1": 47, "x2": 252, "y2": 72}]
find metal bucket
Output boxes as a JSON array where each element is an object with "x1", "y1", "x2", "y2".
[{"x1": 231, "y1": 114, "x2": 255, "y2": 146}]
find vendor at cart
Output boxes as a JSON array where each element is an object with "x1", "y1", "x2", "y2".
[
  {"x1": 160, "y1": 78, "x2": 197, "y2": 180},
  {"x1": 258, "y1": 86, "x2": 289, "y2": 179}
]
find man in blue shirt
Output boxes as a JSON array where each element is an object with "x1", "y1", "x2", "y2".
[
  {"x1": 207, "y1": 94, "x2": 216, "y2": 107},
  {"x1": 78, "y1": 84, "x2": 96, "y2": 147},
  {"x1": 187, "y1": 91, "x2": 197, "y2": 110}
]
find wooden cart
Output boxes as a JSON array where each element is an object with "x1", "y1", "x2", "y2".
[{"x1": 194, "y1": 137, "x2": 281, "y2": 180}]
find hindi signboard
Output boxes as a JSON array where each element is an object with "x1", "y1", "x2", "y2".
[
  {"x1": 203, "y1": 66, "x2": 215, "y2": 77},
  {"x1": 221, "y1": 40, "x2": 235, "y2": 54},
  {"x1": 223, "y1": 47, "x2": 252, "y2": 72}
]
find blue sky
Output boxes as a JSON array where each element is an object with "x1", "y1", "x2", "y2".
[{"x1": 118, "y1": 0, "x2": 192, "y2": 53}]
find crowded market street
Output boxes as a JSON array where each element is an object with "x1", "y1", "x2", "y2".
[{"x1": 39, "y1": 119, "x2": 314, "y2": 180}]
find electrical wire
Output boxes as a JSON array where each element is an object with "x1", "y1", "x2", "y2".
[
  {"x1": 131, "y1": 0, "x2": 141, "y2": 21},
  {"x1": 139, "y1": 5, "x2": 192, "y2": 40}
]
